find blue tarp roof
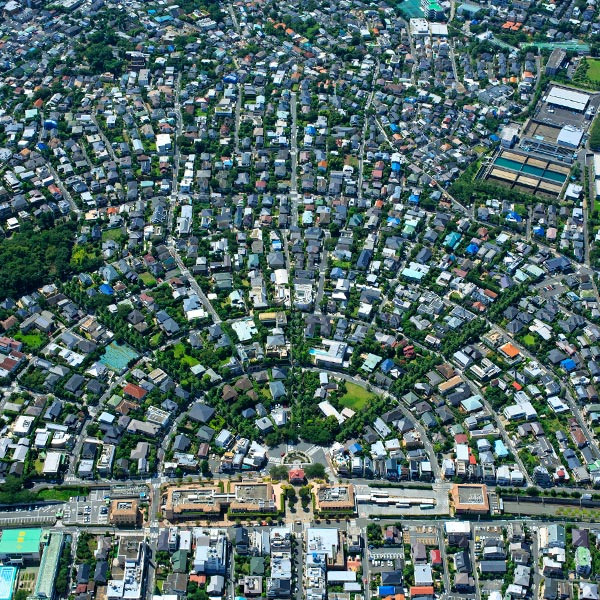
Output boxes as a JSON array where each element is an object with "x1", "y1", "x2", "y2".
[
  {"x1": 349, "y1": 443, "x2": 362, "y2": 454},
  {"x1": 490, "y1": 134, "x2": 500, "y2": 141},
  {"x1": 99, "y1": 284, "x2": 114, "y2": 295},
  {"x1": 533, "y1": 226, "x2": 545, "y2": 236},
  {"x1": 409, "y1": 194, "x2": 420, "y2": 204},
  {"x1": 561, "y1": 358, "x2": 576, "y2": 371},
  {"x1": 466, "y1": 243, "x2": 479, "y2": 254}
]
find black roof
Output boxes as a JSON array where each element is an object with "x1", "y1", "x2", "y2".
[
  {"x1": 77, "y1": 563, "x2": 91, "y2": 584},
  {"x1": 94, "y1": 561, "x2": 108, "y2": 583},
  {"x1": 188, "y1": 403, "x2": 215, "y2": 423}
]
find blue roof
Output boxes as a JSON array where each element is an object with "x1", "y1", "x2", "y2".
[
  {"x1": 349, "y1": 443, "x2": 362, "y2": 453},
  {"x1": 99, "y1": 284, "x2": 114, "y2": 295},
  {"x1": 561, "y1": 358, "x2": 576, "y2": 371},
  {"x1": 381, "y1": 358, "x2": 395, "y2": 373},
  {"x1": 494, "y1": 439, "x2": 509, "y2": 458},
  {"x1": 490, "y1": 134, "x2": 500, "y2": 141},
  {"x1": 387, "y1": 217, "x2": 401, "y2": 226},
  {"x1": 390, "y1": 124, "x2": 399, "y2": 132},
  {"x1": 533, "y1": 226, "x2": 545, "y2": 236},
  {"x1": 379, "y1": 586, "x2": 396, "y2": 596},
  {"x1": 506, "y1": 211, "x2": 523, "y2": 223},
  {"x1": 391, "y1": 162, "x2": 401, "y2": 172},
  {"x1": 466, "y1": 243, "x2": 479, "y2": 255}
]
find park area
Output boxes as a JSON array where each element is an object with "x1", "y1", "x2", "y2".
[
  {"x1": 339, "y1": 382, "x2": 376, "y2": 411},
  {"x1": 573, "y1": 58, "x2": 600, "y2": 90}
]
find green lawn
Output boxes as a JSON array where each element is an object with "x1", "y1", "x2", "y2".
[
  {"x1": 102, "y1": 228, "x2": 125, "y2": 242},
  {"x1": 37, "y1": 486, "x2": 88, "y2": 501},
  {"x1": 139, "y1": 271, "x2": 157, "y2": 286},
  {"x1": 522, "y1": 334, "x2": 536, "y2": 347},
  {"x1": 150, "y1": 333, "x2": 162, "y2": 348},
  {"x1": 173, "y1": 343, "x2": 200, "y2": 367},
  {"x1": 14, "y1": 331, "x2": 46, "y2": 351},
  {"x1": 340, "y1": 382, "x2": 376, "y2": 411},
  {"x1": 573, "y1": 58, "x2": 600, "y2": 90},
  {"x1": 586, "y1": 58, "x2": 600, "y2": 82}
]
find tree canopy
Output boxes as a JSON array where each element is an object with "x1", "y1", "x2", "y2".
[{"x1": 0, "y1": 222, "x2": 77, "y2": 299}]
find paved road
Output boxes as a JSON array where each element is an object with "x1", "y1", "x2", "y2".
[
  {"x1": 289, "y1": 92, "x2": 299, "y2": 228},
  {"x1": 357, "y1": 64, "x2": 378, "y2": 200},
  {"x1": 47, "y1": 165, "x2": 82, "y2": 217},
  {"x1": 170, "y1": 248, "x2": 221, "y2": 323}
]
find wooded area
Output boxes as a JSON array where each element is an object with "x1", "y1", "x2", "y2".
[{"x1": 0, "y1": 221, "x2": 78, "y2": 298}]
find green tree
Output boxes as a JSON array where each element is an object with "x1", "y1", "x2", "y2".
[
  {"x1": 200, "y1": 459, "x2": 210, "y2": 477},
  {"x1": 269, "y1": 465, "x2": 288, "y2": 481},
  {"x1": 304, "y1": 463, "x2": 326, "y2": 479}
]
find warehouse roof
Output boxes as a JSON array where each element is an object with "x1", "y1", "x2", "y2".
[{"x1": 546, "y1": 86, "x2": 590, "y2": 111}]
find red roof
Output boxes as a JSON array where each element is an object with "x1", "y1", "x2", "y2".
[
  {"x1": 289, "y1": 468, "x2": 305, "y2": 481},
  {"x1": 410, "y1": 586, "x2": 434, "y2": 596},
  {"x1": 430, "y1": 549, "x2": 442, "y2": 564},
  {"x1": 123, "y1": 383, "x2": 148, "y2": 401}
]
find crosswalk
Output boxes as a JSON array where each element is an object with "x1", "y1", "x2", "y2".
[{"x1": 268, "y1": 445, "x2": 321, "y2": 467}]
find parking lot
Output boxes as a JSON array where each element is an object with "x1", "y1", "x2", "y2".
[
  {"x1": 534, "y1": 277, "x2": 566, "y2": 299},
  {"x1": 63, "y1": 494, "x2": 109, "y2": 526},
  {"x1": 369, "y1": 549, "x2": 404, "y2": 563},
  {"x1": 0, "y1": 503, "x2": 59, "y2": 527}
]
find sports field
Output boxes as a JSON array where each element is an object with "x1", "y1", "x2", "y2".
[
  {"x1": 573, "y1": 58, "x2": 600, "y2": 90},
  {"x1": 586, "y1": 58, "x2": 600, "y2": 82}
]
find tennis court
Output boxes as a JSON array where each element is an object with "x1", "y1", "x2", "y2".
[{"x1": 397, "y1": 0, "x2": 424, "y2": 18}]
